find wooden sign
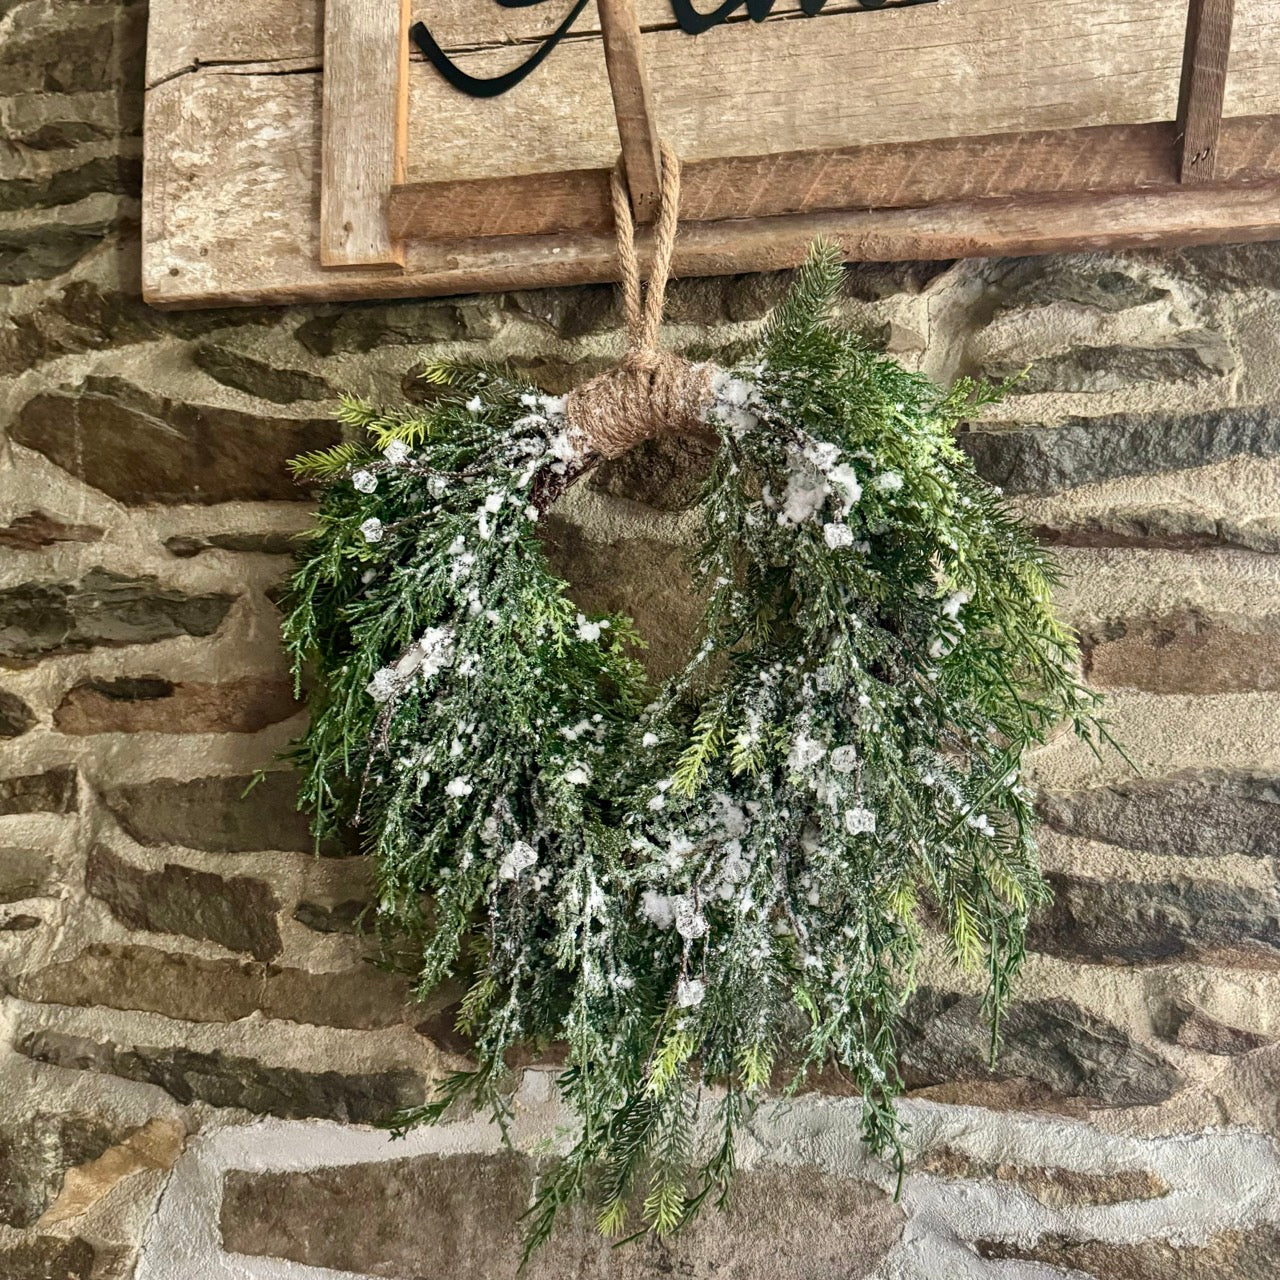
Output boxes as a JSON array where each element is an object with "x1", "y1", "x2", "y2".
[{"x1": 142, "y1": 0, "x2": 1280, "y2": 309}]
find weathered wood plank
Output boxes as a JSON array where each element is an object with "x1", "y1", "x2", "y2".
[
  {"x1": 319, "y1": 0, "x2": 409, "y2": 267},
  {"x1": 598, "y1": 0, "x2": 663, "y2": 222},
  {"x1": 142, "y1": 66, "x2": 1280, "y2": 308},
  {"x1": 1178, "y1": 0, "x2": 1238, "y2": 181},
  {"x1": 389, "y1": 117, "x2": 1280, "y2": 241}
]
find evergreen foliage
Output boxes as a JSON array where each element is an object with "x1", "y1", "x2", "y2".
[{"x1": 282, "y1": 243, "x2": 1108, "y2": 1259}]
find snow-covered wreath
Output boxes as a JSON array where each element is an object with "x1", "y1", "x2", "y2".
[{"x1": 283, "y1": 226, "x2": 1106, "y2": 1255}]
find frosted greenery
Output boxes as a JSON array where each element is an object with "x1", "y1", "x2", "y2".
[{"x1": 282, "y1": 244, "x2": 1107, "y2": 1259}]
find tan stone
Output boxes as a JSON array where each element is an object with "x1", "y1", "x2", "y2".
[
  {"x1": 38, "y1": 1119, "x2": 185, "y2": 1226},
  {"x1": 54, "y1": 677, "x2": 301, "y2": 735}
]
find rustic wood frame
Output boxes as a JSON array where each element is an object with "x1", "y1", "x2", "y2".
[{"x1": 143, "y1": 0, "x2": 1280, "y2": 309}]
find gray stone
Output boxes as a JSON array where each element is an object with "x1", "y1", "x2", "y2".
[
  {"x1": 192, "y1": 341, "x2": 332, "y2": 404},
  {"x1": 0, "y1": 1112, "x2": 118, "y2": 1228},
  {"x1": 0, "y1": 511, "x2": 104, "y2": 552},
  {"x1": 976, "y1": 1224, "x2": 1280, "y2": 1279},
  {"x1": 995, "y1": 339, "x2": 1231, "y2": 394},
  {"x1": 0, "y1": 768, "x2": 77, "y2": 815},
  {"x1": 897, "y1": 989, "x2": 1182, "y2": 1108},
  {"x1": 0, "y1": 689, "x2": 36, "y2": 737},
  {"x1": 0, "y1": 4, "x2": 145, "y2": 95},
  {"x1": 293, "y1": 899, "x2": 366, "y2": 934},
  {"x1": 960, "y1": 405, "x2": 1280, "y2": 495},
  {"x1": 1027, "y1": 873, "x2": 1280, "y2": 966},
  {"x1": 1162, "y1": 999, "x2": 1274, "y2": 1056},
  {"x1": 989, "y1": 259, "x2": 1170, "y2": 314},
  {"x1": 541, "y1": 519, "x2": 703, "y2": 683},
  {"x1": 0, "y1": 1233, "x2": 130, "y2": 1280},
  {"x1": 54, "y1": 677, "x2": 299, "y2": 735},
  {"x1": 9, "y1": 376, "x2": 339, "y2": 505},
  {"x1": 0, "y1": 220, "x2": 118, "y2": 286},
  {"x1": 0, "y1": 569, "x2": 233, "y2": 665},
  {"x1": 590, "y1": 433, "x2": 717, "y2": 511},
  {"x1": 219, "y1": 1152, "x2": 901, "y2": 1280},
  {"x1": 505, "y1": 286, "x2": 619, "y2": 338},
  {"x1": 99, "y1": 772, "x2": 338, "y2": 855},
  {"x1": 1033, "y1": 512, "x2": 1280, "y2": 555},
  {"x1": 0, "y1": 848, "x2": 54, "y2": 903},
  {"x1": 1038, "y1": 771, "x2": 1280, "y2": 858},
  {"x1": 17, "y1": 943, "x2": 412, "y2": 1030},
  {"x1": 0, "y1": 156, "x2": 142, "y2": 213},
  {"x1": 17, "y1": 1031, "x2": 425, "y2": 1125},
  {"x1": 294, "y1": 300, "x2": 499, "y2": 356},
  {"x1": 84, "y1": 844, "x2": 282, "y2": 961},
  {"x1": 163, "y1": 531, "x2": 298, "y2": 558}
]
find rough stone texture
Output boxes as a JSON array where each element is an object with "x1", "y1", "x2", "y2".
[
  {"x1": 0, "y1": 570, "x2": 234, "y2": 665},
  {"x1": 98, "y1": 772, "x2": 332, "y2": 855},
  {"x1": 16, "y1": 1032, "x2": 425, "y2": 1125},
  {"x1": 0, "y1": 768, "x2": 77, "y2": 815},
  {"x1": 962, "y1": 405, "x2": 1280, "y2": 496},
  {"x1": 897, "y1": 989, "x2": 1182, "y2": 1108},
  {"x1": 1039, "y1": 771, "x2": 1280, "y2": 858},
  {"x1": 977, "y1": 1225, "x2": 1280, "y2": 1278},
  {"x1": 84, "y1": 845, "x2": 282, "y2": 961},
  {"x1": 17, "y1": 944, "x2": 412, "y2": 1030},
  {"x1": 9, "y1": 377, "x2": 338, "y2": 505},
  {"x1": 3, "y1": 3, "x2": 1280, "y2": 1272},
  {"x1": 1081, "y1": 611, "x2": 1280, "y2": 693},
  {"x1": 53, "y1": 677, "x2": 300, "y2": 735},
  {"x1": 916, "y1": 1145, "x2": 1170, "y2": 1208},
  {"x1": 1028, "y1": 872, "x2": 1280, "y2": 966},
  {"x1": 219, "y1": 1153, "x2": 902, "y2": 1280}
]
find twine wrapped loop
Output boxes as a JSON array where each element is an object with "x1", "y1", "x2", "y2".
[{"x1": 566, "y1": 142, "x2": 714, "y2": 460}]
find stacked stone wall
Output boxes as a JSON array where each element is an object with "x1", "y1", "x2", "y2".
[{"x1": 2, "y1": 3, "x2": 1279, "y2": 1276}]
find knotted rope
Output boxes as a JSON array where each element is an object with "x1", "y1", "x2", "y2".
[{"x1": 565, "y1": 142, "x2": 714, "y2": 460}]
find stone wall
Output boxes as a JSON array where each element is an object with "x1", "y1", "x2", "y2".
[{"x1": 3, "y1": 3, "x2": 1280, "y2": 1278}]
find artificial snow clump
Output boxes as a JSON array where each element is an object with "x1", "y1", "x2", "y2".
[{"x1": 359, "y1": 517, "x2": 384, "y2": 543}]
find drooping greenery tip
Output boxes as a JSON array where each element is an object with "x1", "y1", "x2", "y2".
[{"x1": 282, "y1": 243, "x2": 1108, "y2": 1260}]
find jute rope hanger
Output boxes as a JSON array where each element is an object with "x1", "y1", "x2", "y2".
[{"x1": 565, "y1": 141, "x2": 715, "y2": 460}]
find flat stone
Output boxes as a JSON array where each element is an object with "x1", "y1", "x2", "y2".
[
  {"x1": 504, "y1": 286, "x2": 619, "y2": 338},
  {"x1": 0, "y1": 848, "x2": 54, "y2": 903},
  {"x1": 916, "y1": 1145, "x2": 1169, "y2": 1208},
  {"x1": 1, "y1": 3, "x2": 145, "y2": 94},
  {"x1": 163, "y1": 531, "x2": 298, "y2": 558},
  {"x1": 9, "y1": 376, "x2": 339, "y2": 505},
  {"x1": 192, "y1": 341, "x2": 332, "y2": 404},
  {"x1": 541, "y1": 520, "x2": 703, "y2": 684},
  {"x1": 0, "y1": 156, "x2": 142, "y2": 213},
  {"x1": 1163, "y1": 1000, "x2": 1275, "y2": 1056},
  {"x1": 0, "y1": 569, "x2": 233, "y2": 665},
  {"x1": 960, "y1": 405, "x2": 1280, "y2": 496},
  {"x1": 995, "y1": 338, "x2": 1231, "y2": 394},
  {"x1": 0, "y1": 767, "x2": 77, "y2": 815},
  {"x1": 897, "y1": 989, "x2": 1182, "y2": 1108},
  {"x1": 85, "y1": 844, "x2": 282, "y2": 961},
  {"x1": 0, "y1": 689, "x2": 36, "y2": 737},
  {"x1": 219, "y1": 1151, "x2": 902, "y2": 1280},
  {"x1": 1038, "y1": 771, "x2": 1280, "y2": 858},
  {"x1": 1033, "y1": 511, "x2": 1280, "y2": 555},
  {"x1": 0, "y1": 220, "x2": 118, "y2": 286},
  {"x1": 0, "y1": 1112, "x2": 119, "y2": 1229},
  {"x1": 1028, "y1": 873, "x2": 1280, "y2": 966},
  {"x1": 0, "y1": 1234, "x2": 130, "y2": 1280},
  {"x1": 989, "y1": 260, "x2": 1171, "y2": 313},
  {"x1": 2, "y1": 914, "x2": 42, "y2": 931},
  {"x1": 17, "y1": 1031, "x2": 425, "y2": 1124},
  {"x1": 98, "y1": 772, "x2": 333, "y2": 855},
  {"x1": 293, "y1": 899, "x2": 366, "y2": 934},
  {"x1": 1081, "y1": 612, "x2": 1280, "y2": 693},
  {"x1": 293, "y1": 300, "x2": 499, "y2": 356},
  {"x1": 54, "y1": 677, "x2": 300, "y2": 735},
  {"x1": 18, "y1": 943, "x2": 412, "y2": 1030},
  {"x1": 590, "y1": 434, "x2": 718, "y2": 511},
  {"x1": 0, "y1": 511, "x2": 104, "y2": 552},
  {"x1": 977, "y1": 1224, "x2": 1280, "y2": 1279}
]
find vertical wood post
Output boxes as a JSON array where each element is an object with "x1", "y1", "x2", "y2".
[
  {"x1": 1176, "y1": 0, "x2": 1236, "y2": 183},
  {"x1": 320, "y1": 0, "x2": 410, "y2": 266},
  {"x1": 597, "y1": 0, "x2": 663, "y2": 222}
]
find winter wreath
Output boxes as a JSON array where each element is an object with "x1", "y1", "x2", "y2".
[{"x1": 282, "y1": 168, "x2": 1108, "y2": 1258}]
